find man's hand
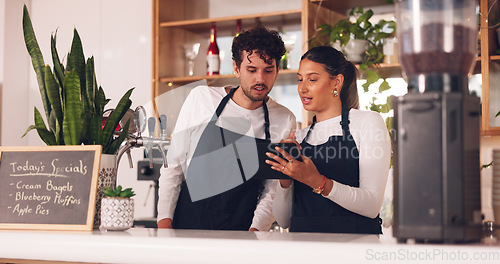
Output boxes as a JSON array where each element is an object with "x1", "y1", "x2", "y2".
[{"x1": 157, "y1": 218, "x2": 173, "y2": 229}]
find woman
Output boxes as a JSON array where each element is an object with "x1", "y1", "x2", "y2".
[{"x1": 266, "y1": 46, "x2": 391, "y2": 234}]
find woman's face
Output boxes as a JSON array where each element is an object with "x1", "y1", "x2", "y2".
[{"x1": 297, "y1": 59, "x2": 340, "y2": 113}]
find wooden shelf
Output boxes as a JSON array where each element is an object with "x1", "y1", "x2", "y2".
[
  {"x1": 158, "y1": 64, "x2": 403, "y2": 84},
  {"x1": 160, "y1": 9, "x2": 302, "y2": 31},
  {"x1": 354, "y1": 63, "x2": 402, "y2": 79},
  {"x1": 159, "y1": 69, "x2": 298, "y2": 84},
  {"x1": 309, "y1": 0, "x2": 391, "y2": 14},
  {"x1": 481, "y1": 127, "x2": 500, "y2": 136}
]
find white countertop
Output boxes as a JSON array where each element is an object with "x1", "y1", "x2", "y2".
[{"x1": 0, "y1": 228, "x2": 499, "y2": 264}]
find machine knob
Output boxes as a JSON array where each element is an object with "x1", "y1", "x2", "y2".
[{"x1": 140, "y1": 166, "x2": 154, "y2": 176}]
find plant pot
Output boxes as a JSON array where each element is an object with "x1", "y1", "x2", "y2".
[
  {"x1": 343, "y1": 39, "x2": 369, "y2": 63},
  {"x1": 100, "y1": 197, "x2": 134, "y2": 231},
  {"x1": 94, "y1": 154, "x2": 117, "y2": 228}
]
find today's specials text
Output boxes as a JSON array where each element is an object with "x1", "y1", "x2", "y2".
[{"x1": 0, "y1": 149, "x2": 97, "y2": 225}]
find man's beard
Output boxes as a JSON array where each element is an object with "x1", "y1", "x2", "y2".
[{"x1": 242, "y1": 84, "x2": 269, "y2": 102}]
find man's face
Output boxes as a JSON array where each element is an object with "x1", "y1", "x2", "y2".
[{"x1": 234, "y1": 50, "x2": 279, "y2": 102}]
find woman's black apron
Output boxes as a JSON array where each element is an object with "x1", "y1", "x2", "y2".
[
  {"x1": 172, "y1": 87, "x2": 270, "y2": 230},
  {"x1": 290, "y1": 106, "x2": 382, "y2": 234}
]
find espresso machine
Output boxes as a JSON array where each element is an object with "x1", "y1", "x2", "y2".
[{"x1": 392, "y1": 0, "x2": 482, "y2": 242}]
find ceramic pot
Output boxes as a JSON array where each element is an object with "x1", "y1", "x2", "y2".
[
  {"x1": 343, "y1": 39, "x2": 369, "y2": 63},
  {"x1": 94, "y1": 154, "x2": 117, "y2": 228},
  {"x1": 100, "y1": 197, "x2": 134, "y2": 231}
]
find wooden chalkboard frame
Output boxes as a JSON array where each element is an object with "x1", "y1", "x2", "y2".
[{"x1": 0, "y1": 145, "x2": 102, "y2": 231}]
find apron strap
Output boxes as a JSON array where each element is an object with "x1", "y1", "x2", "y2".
[
  {"x1": 262, "y1": 99, "x2": 271, "y2": 141},
  {"x1": 215, "y1": 87, "x2": 238, "y2": 118},
  {"x1": 302, "y1": 115, "x2": 317, "y2": 143},
  {"x1": 340, "y1": 106, "x2": 352, "y2": 138},
  {"x1": 302, "y1": 106, "x2": 352, "y2": 143},
  {"x1": 214, "y1": 86, "x2": 271, "y2": 144}
]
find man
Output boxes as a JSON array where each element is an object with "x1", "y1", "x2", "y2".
[{"x1": 157, "y1": 25, "x2": 296, "y2": 231}]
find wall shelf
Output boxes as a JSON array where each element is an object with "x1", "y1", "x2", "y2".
[
  {"x1": 160, "y1": 9, "x2": 302, "y2": 30},
  {"x1": 153, "y1": 0, "x2": 498, "y2": 134},
  {"x1": 159, "y1": 69, "x2": 298, "y2": 84}
]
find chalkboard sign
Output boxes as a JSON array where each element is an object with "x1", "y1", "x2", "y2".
[{"x1": 0, "y1": 145, "x2": 101, "y2": 231}]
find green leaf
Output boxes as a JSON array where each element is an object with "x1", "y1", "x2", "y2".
[
  {"x1": 496, "y1": 110, "x2": 500, "y2": 118},
  {"x1": 357, "y1": 9, "x2": 373, "y2": 26},
  {"x1": 66, "y1": 29, "x2": 86, "y2": 97},
  {"x1": 365, "y1": 69, "x2": 380, "y2": 86},
  {"x1": 86, "y1": 57, "x2": 96, "y2": 107},
  {"x1": 33, "y1": 107, "x2": 56, "y2": 145},
  {"x1": 385, "y1": 116, "x2": 393, "y2": 132},
  {"x1": 48, "y1": 109, "x2": 62, "y2": 144},
  {"x1": 362, "y1": 82, "x2": 370, "y2": 93},
  {"x1": 44, "y1": 66, "x2": 63, "y2": 127},
  {"x1": 21, "y1": 125, "x2": 37, "y2": 138},
  {"x1": 379, "y1": 80, "x2": 391, "y2": 93},
  {"x1": 22, "y1": 5, "x2": 50, "y2": 121},
  {"x1": 62, "y1": 70, "x2": 82, "y2": 145},
  {"x1": 379, "y1": 101, "x2": 392, "y2": 114},
  {"x1": 103, "y1": 186, "x2": 115, "y2": 197},
  {"x1": 105, "y1": 119, "x2": 130, "y2": 154},
  {"x1": 90, "y1": 87, "x2": 107, "y2": 146},
  {"x1": 101, "y1": 88, "x2": 134, "y2": 151},
  {"x1": 51, "y1": 32, "x2": 65, "y2": 88}
]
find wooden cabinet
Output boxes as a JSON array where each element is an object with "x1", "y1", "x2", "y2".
[
  {"x1": 152, "y1": 0, "x2": 497, "y2": 132},
  {"x1": 480, "y1": 0, "x2": 500, "y2": 136}
]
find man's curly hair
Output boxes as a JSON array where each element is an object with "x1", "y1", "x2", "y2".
[{"x1": 232, "y1": 24, "x2": 285, "y2": 69}]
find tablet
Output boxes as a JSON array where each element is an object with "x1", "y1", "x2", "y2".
[{"x1": 250, "y1": 142, "x2": 303, "y2": 180}]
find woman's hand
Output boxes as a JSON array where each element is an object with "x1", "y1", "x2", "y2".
[
  {"x1": 266, "y1": 145, "x2": 325, "y2": 190},
  {"x1": 275, "y1": 132, "x2": 300, "y2": 188}
]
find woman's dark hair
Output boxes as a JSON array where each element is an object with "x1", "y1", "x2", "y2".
[
  {"x1": 232, "y1": 24, "x2": 285, "y2": 69},
  {"x1": 300, "y1": 46, "x2": 359, "y2": 109}
]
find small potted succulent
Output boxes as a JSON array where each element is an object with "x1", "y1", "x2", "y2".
[{"x1": 100, "y1": 185, "x2": 136, "y2": 231}]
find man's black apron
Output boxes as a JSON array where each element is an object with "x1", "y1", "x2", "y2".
[
  {"x1": 172, "y1": 87, "x2": 270, "y2": 230},
  {"x1": 290, "y1": 106, "x2": 382, "y2": 234}
]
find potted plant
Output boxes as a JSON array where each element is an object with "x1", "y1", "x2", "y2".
[
  {"x1": 312, "y1": 7, "x2": 396, "y2": 92},
  {"x1": 313, "y1": 7, "x2": 395, "y2": 64},
  {"x1": 21, "y1": 5, "x2": 133, "y2": 153},
  {"x1": 100, "y1": 185, "x2": 136, "y2": 231},
  {"x1": 21, "y1": 5, "x2": 134, "y2": 227}
]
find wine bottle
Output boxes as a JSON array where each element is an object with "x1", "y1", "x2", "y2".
[
  {"x1": 236, "y1": 19, "x2": 242, "y2": 37},
  {"x1": 233, "y1": 20, "x2": 242, "y2": 74},
  {"x1": 207, "y1": 23, "x2": 220, "y2": 75}
]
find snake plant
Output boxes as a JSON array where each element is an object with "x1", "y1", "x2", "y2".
[{"x1": 21, "y1": 5, "x2": 133, "y2": 154}]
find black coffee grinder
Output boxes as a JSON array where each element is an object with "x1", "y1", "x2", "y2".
[{"x1": 392, "y1": 0, "x2": 482, "y2": 243}]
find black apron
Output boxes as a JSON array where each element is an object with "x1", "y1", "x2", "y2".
[
  {"x1": 172, "y1": 87, "x2": 270, "y2": 230},
  {"x1": 290, "y1": 106, "x2": 382, "y2": 234}
]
